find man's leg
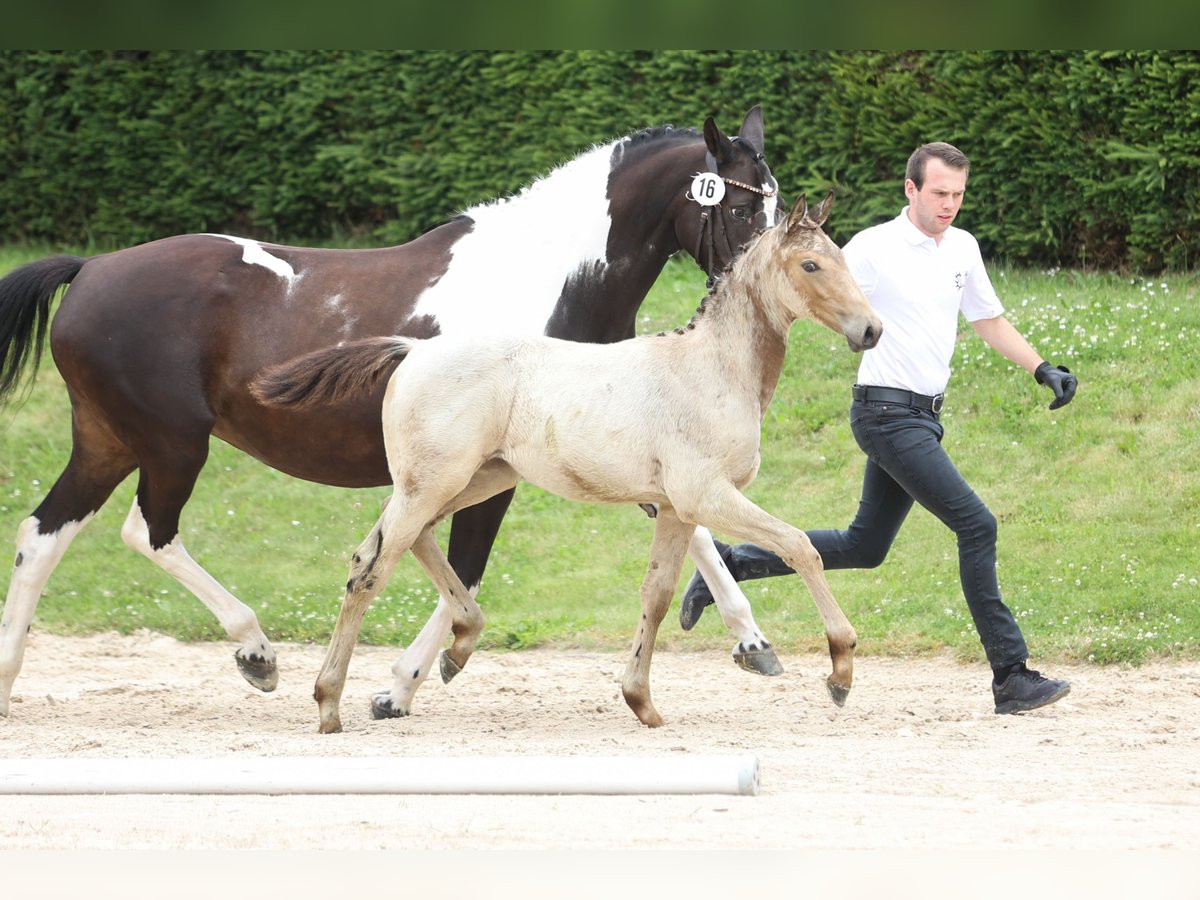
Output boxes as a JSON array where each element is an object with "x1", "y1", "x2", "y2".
[{"x1": 679, "y1": 455, "x2": 914, "y2": 629}]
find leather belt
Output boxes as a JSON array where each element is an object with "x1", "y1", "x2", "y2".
[{"x1": 852, "y1": 384, "x2": 945, "y2": 414}]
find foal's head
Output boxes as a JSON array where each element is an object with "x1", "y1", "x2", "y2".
[{"x1": 754, "y1": 192, "x2": 882, "y2": 352}]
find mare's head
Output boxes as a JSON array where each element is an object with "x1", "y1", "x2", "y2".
[
  {"x1": 749, "y1": 192, "x2": 882, "y2": 352},
  {"x1": 671, "y1": 106, "x2": 784, "y2": 280}
]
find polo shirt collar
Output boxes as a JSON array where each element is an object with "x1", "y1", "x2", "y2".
[{"x1": 895, "y1": 206, "x2": 938, "y2": 248}]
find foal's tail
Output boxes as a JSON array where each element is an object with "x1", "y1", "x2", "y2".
[
  {"x1": 252, "y1": 336, "x2": 417, "y2": 408},
  {"x1": 0, "y1": 255, "x2": 87, "y2": 405}
]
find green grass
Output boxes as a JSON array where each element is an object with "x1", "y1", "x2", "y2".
[{"x1": 2, "y1": 244, "x2": 1198, "y2": 667}]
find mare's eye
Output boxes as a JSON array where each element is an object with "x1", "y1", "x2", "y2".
[{"x1": 730, "y1": 207, "x2": 749, "y2": 221}]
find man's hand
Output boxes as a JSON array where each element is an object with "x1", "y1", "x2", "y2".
[{"x1": 1035, "y1": 361, "x2": 1078, "y2": 410}]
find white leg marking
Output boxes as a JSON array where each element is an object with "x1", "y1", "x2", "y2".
[
  {"x1": 120, "y1": 501, "x2": 274, "y2": 663},
  {"x1": 382, "y1": 585, "x2": 474, "y2": 716},
  {"x1": 688, "y1": 527, "x2": 770, "y2": 652},
  {"x1": 1, "y1": 515, "x2": 92, "y2": 714}
]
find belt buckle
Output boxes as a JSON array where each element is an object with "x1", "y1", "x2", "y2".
[{"x1": 931, "y1": 394, "x2": 945, "y2": 414}]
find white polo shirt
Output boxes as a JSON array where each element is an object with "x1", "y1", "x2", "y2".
[{"x1": 845, "y1": 207, "x2": 1005, "y2": 396}]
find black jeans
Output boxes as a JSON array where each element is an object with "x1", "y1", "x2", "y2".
[{"x1": 720, "y1": 398, "x2": 1029, "y2": 669}]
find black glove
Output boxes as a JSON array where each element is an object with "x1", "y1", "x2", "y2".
[{"x1": 1034, "y1": 361, "x2": 1078, "y2": 410}]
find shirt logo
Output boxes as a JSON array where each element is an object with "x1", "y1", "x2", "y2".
[{"x1": 954, "y1": 271, "x2": 965, "y2": 290}]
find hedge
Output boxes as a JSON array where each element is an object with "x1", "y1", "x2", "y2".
[{"x1": 2, "y1": 50, "x2": 1197, "y2": 270}]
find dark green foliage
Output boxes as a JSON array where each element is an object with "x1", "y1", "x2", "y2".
[{"x1": 2, "y1": 50, "x2": 1197, "y2": 270}]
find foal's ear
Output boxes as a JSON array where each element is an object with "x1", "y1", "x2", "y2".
[
  {"x1": 737, "y1": 105, "x2": 765, "y2": 157},
  {"x1": 703, "y1": 115, "x2": 736, "y2": 169},
  {"x1": 786, "y1": 193, "x2": 809, "y2": 234},
  {"x1": 810, "y1": 190, "x2": 835, "y2": 227},
  {"x1": 789, "y1": 190, "x2": 835, "y2": 233}
]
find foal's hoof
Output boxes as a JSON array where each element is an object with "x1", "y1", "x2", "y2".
[
  {"x1": 439, "y1": 650, "x2": 463, "y2": 684},
  {"x1": 825, "y1": 677, "x2": 851, "y2": 708},
  {"x1": 371, "y1": 692, "x2": 410, "y2": 720},
  {"x1": 734, "y1": 646, "x2": 785, "y2": 677},
  {"x1": 235, "y1": 650, "x2": 279, "y2": 692}
]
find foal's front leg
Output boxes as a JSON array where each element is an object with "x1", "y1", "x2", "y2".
[{"x1": 622, "y1": 510, "x2": 695, "y2": 727}]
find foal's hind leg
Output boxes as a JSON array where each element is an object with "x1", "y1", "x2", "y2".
[
  {"x1": 372, "y1": 462, "x2": 517, "y2": 720},
  {"x1": 622, "y1": 509, "x2": 695, "y2": 727},
  {"x1": 688, "y1": 527, "x2": 784, "y2": 676},
  {"x1": 315, "y1": 507, "x2": 412, "y2": 733},
  {"x1": 370, "y1": 526, "x2": 484, "y2": 720}
]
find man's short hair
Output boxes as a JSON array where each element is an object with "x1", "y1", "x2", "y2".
[{"x1": 906, "y1": 142, "x2": 970, "y2": 188}]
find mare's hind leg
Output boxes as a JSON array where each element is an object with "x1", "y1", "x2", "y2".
[
  {"x1": 688, "y1": 527, "x2": 784, "y2": 676},
  {"x1": 121, "y1": 442, "x2": 277, "y2": 691},
  {"x1": 370, "y1": 526, "x2": 484, "y2": 720},
  {"x1": 622, "y1": 509, "x2": 695, "y2": 727},
  {"x1": 1, "y1": 418, "x2": 135, "y2": 716}
]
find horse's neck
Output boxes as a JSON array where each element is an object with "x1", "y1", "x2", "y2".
[
  {"x1": 545, "y1": 140, "x2": 703, "y2": 342},
  {"x1": 695, "y1": 272, "x2": 791, "y2": 415}
]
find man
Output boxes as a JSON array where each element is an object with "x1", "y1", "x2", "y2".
[{"x1": 681, "y1": 142, "x2": 1077, "y2": 714}]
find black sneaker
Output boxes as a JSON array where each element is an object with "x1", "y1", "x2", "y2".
[
  {"x1": 679, "y1": 569, "x2": 715, "y2": 631},
  {"x1": 992, "y1": 665, "x2": 1071, "y2": 714}
]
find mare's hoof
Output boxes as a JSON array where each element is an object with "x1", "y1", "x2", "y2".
[
  {"x1": 825, "y1": 677, "x2": 851, "y2": 708},
  {"x1": 318, "y1": 719, "x2": 343, "y2": 734},
  {"x1": 236, "y1": 650, "x2": 278, "y2": 692},
  {"x1": 439, "y1": 650, "x2": 463, "y2": 684},
  {"x1": 371, "y1": 693, "x2": 410, "y2": 720},
  {"x1": 734, "y1": 646, "x2": 785, "y2": 676}
]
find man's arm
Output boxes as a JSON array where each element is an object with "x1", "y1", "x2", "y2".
[
  {"x1": 970, "y1": 314, "x2": 1043, "y2": 373},
  {"x1": 972, "y1": 315, "x2": 1077, "y2": 409}
]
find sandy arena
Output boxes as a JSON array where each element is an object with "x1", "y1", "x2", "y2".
[{"x1": 1, "y1": 629, "x2": 1198, "y2": 855}]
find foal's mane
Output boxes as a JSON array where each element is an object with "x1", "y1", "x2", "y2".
[{"x1": 655, "y1": 222, "x2": 779, "y2": 337}]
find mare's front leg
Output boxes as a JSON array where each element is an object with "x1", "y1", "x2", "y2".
[
  {"x1": 622, "y1": 510, "x2": 695, "y2": 727},
  {"x1": 691, "y1": 487, "x2": 857, "y2": 706},
  {"x1": 688, "y1": 527, "x2": 783, "y2": 677},
  {"x1": 371, "y1": 526, "x2": 484, "y2": 720}
]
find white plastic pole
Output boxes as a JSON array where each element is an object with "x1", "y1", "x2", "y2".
[{"x1": 0, "y1": 755, "x2": 759, "y2": 796}]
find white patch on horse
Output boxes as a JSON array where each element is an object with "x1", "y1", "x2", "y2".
[
  {"x1": 323, "y1": 293, "x2": 358, "y2": 337},
  {"x1": 212, "y1": 235, "x2": 299, "y2": 285},
  {"x1": 410, "y1": 140, "x2": 617, "y2": 336},
  {"x1": 761, "y1": 177, "x2": 780, "y2": 228}
]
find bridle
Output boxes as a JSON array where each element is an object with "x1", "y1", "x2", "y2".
[{"x1": 688, "y1": 150, "x2": 778, "y2": 288}]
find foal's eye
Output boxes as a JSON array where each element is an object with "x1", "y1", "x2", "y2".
[{"x1": 802, "y1": 260, "x2": 819, "y2": 273}]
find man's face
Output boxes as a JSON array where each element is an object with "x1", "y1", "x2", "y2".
[{"x1": 904, "y1": 157, "x2": 967, "y2": 241}]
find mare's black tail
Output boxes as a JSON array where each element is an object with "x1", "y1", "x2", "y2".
[{"x1": 0, "y1": 255, "x2": 87, "y2": 404}]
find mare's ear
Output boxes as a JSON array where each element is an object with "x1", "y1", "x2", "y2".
[
  {"x1": 737, "y1": 105, "x2": 765, "y2": 156},
  {"x1": 703, "y1": 116, "x2": 736, "y2": 169}
]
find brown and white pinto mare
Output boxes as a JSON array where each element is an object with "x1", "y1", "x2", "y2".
[
  {"x1": 255, "y1": 192, "x2": 882, "y2": 732},
  {"x1": 0, "y1": 108, "x2": 781, "y2": 716}
]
